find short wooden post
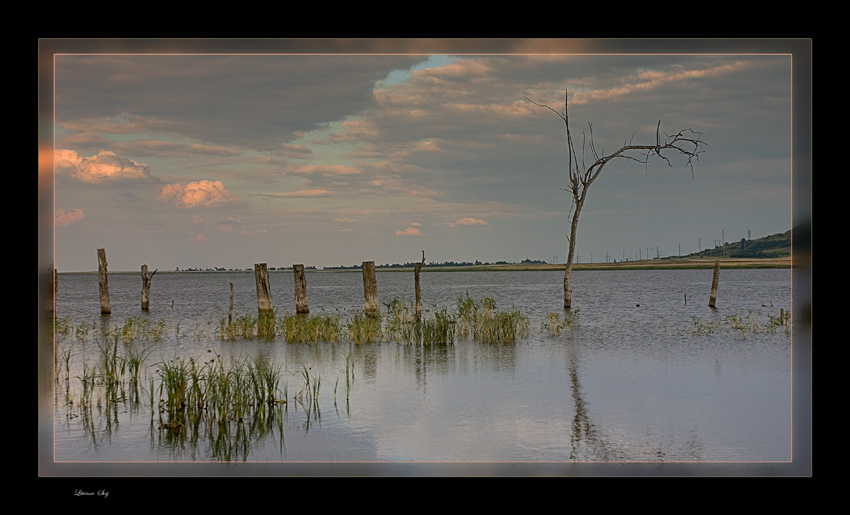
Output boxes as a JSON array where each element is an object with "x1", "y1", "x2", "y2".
[
  {"x1": 362, "y1": 261, "x2": 380, "y2": 318},
  {"x1": 293, "y1": 264, "x2": 309, "y2": 314},
  {"x1": 140, "y1": 264, "x2": 157, "y2": 311},
  {"x1": 254, "y1": 263, "x2": 274, "y2": 315},
  {"x1": 414, "y1": 251, "x2": 425, "y2": 318},
  {"x1": 709, "y1": 260, "x2": 720, "y2": 308},
  {"x1": 97, "y1": 248, "x2": 111, "y2": 314},
  {"x1": 228, "y1": 282, "x2": 234, "y2": 325}
]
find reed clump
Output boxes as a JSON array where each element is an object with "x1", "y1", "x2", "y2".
[
  {"x1": 684, "y1": 309, "x2": 793, "y2": 337},
  {"x1": 154, "y1": 352, "x2": 287, "y2": 429},
  {"x1": 347, "y1": 310, "x2": 383, "y2": 344},
  {"x1": 279, "y1": 312, "x2": 344, "y2": 343},
  {"x1": 420, "y1": 307, "x2": 456, "y2": 345},
  {"x1": 541, "y1": 308, "x2": 581, "y2": 335},
  {"x1": 455, "y1": 294, "x2": 529, "y2": 344},
  {"x1": 384, "y1": 298, "x2": 419, "y2": 344}
]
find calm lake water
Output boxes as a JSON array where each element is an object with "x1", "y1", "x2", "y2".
[{"x1": 42, "y1": 268, "x2": 804, "y2": 474}]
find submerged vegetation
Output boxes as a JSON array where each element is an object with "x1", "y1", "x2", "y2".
[
  {"x1": 209, "y1": 294, "x2": 532, "y2": 346},
  {"x1": 52, "y1": 291, "x2": 791, "y2": 461},
  {"x1": 684, "y1": 309, "x2": 793, "y2": 337}
]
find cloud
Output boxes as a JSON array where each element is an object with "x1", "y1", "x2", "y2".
[
  {"x1": 55, "y1": 208, "x2": 85, "y2": 227},
  {"x1": 264, "y1": 189, "x2": 329, "y2": 198},
  {"x1": 159, "y1": 180, "x2": 238, "y2": 208},
  {"x1": 55, "y1": 149, "x2": 151, "y2": 183},
  {"x1": 395, "y1": 226, "x2": 422, "y2": 236},
  {"x1": 290, "y1": 164, "x2": 361, "y2": 175},
  {"x1": 449, "y1": 217, "x2": 489, "y2": 227},
  {"x1": 570, "y1": 61, "x2": 750, "y2": 105}
]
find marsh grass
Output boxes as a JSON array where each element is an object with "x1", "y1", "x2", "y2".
[
  {"x1": 347, "y1": 310, "x2": 383, "y2": 344},
  {"x1": 279, "y1": 312, "x2": 344, "y2": 343},
  {"x1": 685, "y1": 309, "x2": 793, "y2": 337},
  {"x1": 421, "y1": 307, "x2": 456, "y2": 344},
  {"x1": 454, "y1": 294, "x2": 530, "y2": 344},
  {"x1": 152, "y1": 351, "x2": 290, "y2": 431},
  {"x1": 384, "y1": 298, "x2": 419, "y2": 344}
]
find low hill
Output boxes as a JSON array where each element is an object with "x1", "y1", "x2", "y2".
[{"x1": 683, "y1": 228, "x2": 793, "y2": 260}]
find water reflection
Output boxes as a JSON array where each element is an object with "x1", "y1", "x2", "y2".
[{"x1": 51, "y1": 269, "x2": 793, "y2": 463}]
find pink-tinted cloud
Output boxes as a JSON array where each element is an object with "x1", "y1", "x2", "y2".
[
  {"x1": 55, "y1": 149, "x2": 151, "y2": 183},
  {"x1": 265, "y1": 189, "x2": 329, "y2": 198},
  {"x1": 395, "y1": 226, "x2": 422, "y2": 236},
  {"x1": 55, "y1": 208, "x2": 85, "y2": 227},
  {"x1": 159, "y1": 180, "x2": 238, "y2": 208},
  {"x1": 449, "y1": 217, "x2": 489, "y2": 227}
]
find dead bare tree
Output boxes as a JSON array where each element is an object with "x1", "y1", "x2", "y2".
[{"x1": 526, "y1": 89, "x2": 707, "y2": 309}]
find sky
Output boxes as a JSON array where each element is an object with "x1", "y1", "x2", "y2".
[{"x1": 40, "y1": 39, "x2": 810, "y2": 272}]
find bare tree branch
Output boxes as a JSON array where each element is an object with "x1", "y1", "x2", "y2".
[{"x1": 526, "y1": 88, "x2": 707, "y2": 308}]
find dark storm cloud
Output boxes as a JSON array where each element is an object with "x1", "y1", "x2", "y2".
[{"x1": 55, "y1": 54, "x2": 426, "y2": 151}]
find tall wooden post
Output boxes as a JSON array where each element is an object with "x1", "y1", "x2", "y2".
[
  {"x1": 228, "y1": 282, "x2": 234, "y2": 325},
  {"x1": 97, "y1": 248, "x2": 111, "y2": 315},
  {"x1": 293, "y1": 264, "x2": 309, "y2": 314},
  {"x1": 254, "y1": 263, "x2": 274, "y2": 315},
  {"x1": 709, "y1": 260, "x2": 720, "y2": 308},
  {"x1": 414, "y1": 251, "x2": 425, "y2": 318},
  {"x1": 140, "y1": 264, "x2": 157, "y2": 311},
  {"x1": 362, "y1": 261, "x2": 380, "y2": 318}
]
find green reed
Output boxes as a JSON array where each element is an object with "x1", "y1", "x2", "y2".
[
  {"x1": 542, "y1": 308, "x2": 581, "y2": 335},
  {"x1": 421, "y1": 307, "x2": 456, "y2": 345},
  {"x1": 347, "y1": 310, "x2": 383, "y2": 344},
  {"x1": 383, "y1": 298, "x2": 420, "y2": 344},
  {"x1": 455, "y1": 292, "x2": 477, "y2": 339},
  {"x1": 279, "y1": 312, "x2": 344, "y2": 343}
]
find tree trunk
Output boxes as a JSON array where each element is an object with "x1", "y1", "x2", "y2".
[
  {"x1": 228, "y1": 282, "x2": 234, "y2": 325},
  {"x1": 362, "y1": 261, "x2": 380, "y2": 318},
  {"x1": 709, "y1": 260, "x2": 720, "y2": 308},
  {"x1": 414, "y1": 251, "x2": 424, "y2": 318},
  {"x1": 140, "y1": 264, "x2": 156, "y2": 311},
  {"x1": 564, "y1": 196, "x2": 584, "y2": 310},
  {"x1": 254, "y1": 263, "x2": 274, "y2": 315},
  {"x1": 293, "y1": 264, "x2": 309, "y2": 314},
  {"x1": 97, "y1": 248, "x2": 111, "y2": 315}
]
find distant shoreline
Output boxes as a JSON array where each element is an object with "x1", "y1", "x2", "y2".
[{"x1": 58, "y1": 257, "x2": 794, "y2": 274}]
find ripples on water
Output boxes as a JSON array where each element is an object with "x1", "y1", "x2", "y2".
[{"x1": 47, "y1": 269, "x2": 794, "y2": 465}]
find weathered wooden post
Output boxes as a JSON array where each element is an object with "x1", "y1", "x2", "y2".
[
  {"x1": 362, "y1": 261, "x2": 380, "y2": 318},
  {"x1": 140, "y1": 264, "x2": 157, "y2": 311},
  {"x1": 254, "y1": 263, "x2": 274, "y2": 315},
  {"x1": 293, "y1": 264, "x2": 309, "y2": 314},
  {"x1": 709, "y1": 260, "x2": 720, "y2": 308},
  {"x1": 414, "y1": 251, "x2": 425, "y2": 318},
  {"x1": 97, "y1": 248, "x2": 111, "y2": 314},
  {"x1": 228, "y1": 282, "x2": 234, "y2": 325}
]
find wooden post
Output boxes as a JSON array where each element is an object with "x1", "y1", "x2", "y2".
[
  {"x1": 293, "y1": 264, "x2": 309, "y2": 314},
  {"x1": 228, "y1": 282, "x2": 234, "y2": 325},
  {"x1": 709, "y1": 260, "x2": 720, "y2": 308},
  {"x1": 362, "y1": 261, "x2": 380, "y2": 318},
  {"x1": 140, "y1": 264, "x2": 157, "y2": 311},
  {"x1": 97, "y1": 248, "x2": 111, "y2": 314},
  {"x1": 254, "y1": 263, "x2": 274, "y2": 315},
  {"x1": 414, "y1": 251, "x2": 425, "y2": 318}
]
